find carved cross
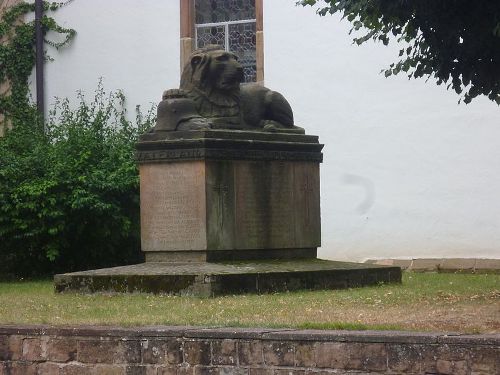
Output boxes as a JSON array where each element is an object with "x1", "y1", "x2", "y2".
[
  {"x1": 301, "y1": 176, "x2": 314, "y2": 225},
  {"x1": 213, "y1": 183, "x2": 229, "y2": 229}
]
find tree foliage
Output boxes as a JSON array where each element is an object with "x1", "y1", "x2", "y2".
[
  {"x1": 298, "y1": 0, "x2": 500, "y2": 104},
  {"x1": 0, "y1": 85, "x2": 155, "y2": 278}
]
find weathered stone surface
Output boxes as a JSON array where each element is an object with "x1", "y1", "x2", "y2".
[
  {"x1": 60, "y1": 126, "x2": 327, "y2": 296},
  {"x1": 211, "y1": 339, "x2": 237, "y2": 366},
  {"x1": 438, "y1": 333, "x2": 500, "y2": 346},
  {"x1": 22, "y1": 337, "x2": 45, "y2": 361},
  {"x1": 346, "y1": 343, "x2": 387, "y2": 372},
  {"x1": 387, "y1": 344, "x2": 424, "y2": 373},
  {"x1": 157, "y1": 366, "x2": 179, "y2": 375},
  {"x1": 364, "y1": 259, "x2": 412, "y2": 269},
  {"x1": 439, "y1": 258, "x2": 476, "y2": 272},
  {"x1": 138, "y1": 157, "x2": 321, "y2": 259},
  {"x1": 274, "y1": 370, "x2": 305, "y2": 375},
  {"x1": 215, "y1": 160, "x2": 320, "y2": 251},
  {"x1": 141, "y1": 339, "x2": 182, "y2": 365},
  {"x1": 418, "y1": 344, "x2": 440, "y2": 374},
  {"x1": 206, "y1": 160, "x2": 235, "y2": 250},
  {"x1": 126, "y1": 365, "x2": 148, "y2": 375},
  {"x1": 141, "y1": 339, "x2": 166, "y2": 364},
  {"x1": 46, "y1": 337, "x2": 77, "y2": 362},
  {"x1": 134, "y1": 127, "x2": 326, "y2": 271},
  {"x1": 238, "y1": 340, "x2": 264, "y2": 366},
  {"x1": 1, "y1": 326, "x2": 499, "y2": 375},
  {"x1": 37, "y1": 362, "x2": 61, "y2": 375},
  {"x1": 366, "y1": 258, "x2": 500, "y2": 273},
  {"x1": 475, "y1": 258, "x2": 500, "y2": 272},
  {"x1": 4, "y1": 362, "x2": 38, "y2": 375},
  {"x1": 470, "y1": 346, "x2": 499, "y2": 373},
  {"x1": 77, "y1": 339, "x2": 140, "y2": 364},
  {"x1": 248, "y1": 369, "x2": 272, "y2": 375},
  {"x1": 0, "y1": 337, "x2": 7, "y2": 361},
  {"x1": 408, "y1": 258, "x2": 441, "y2": 271},
  {"x1": 54, "y1": 260, "x2": 401, "y2": 296},
  {"x1": 194, "y1": 366, "x2": 247, "y2": 375},
  {"x1": 233, "y1": 161, "x2": 295, "y2": 249},
  {"x1": 177, "y1": 365, "x2": 195, "y2": 375},
  {"x1": 8, "y1": 335, "x2": 23, "y2": 360},
  {"x1": 295, "y1": 342, "x2": 316, "y2": 367},
  {"x1": 263, "y1": 341, "x2": 294, "y2": 366},
  {"x1": 94, "y1": 365, "x2": 124, "y2": 375},
  {"x1": 314, "y1": 342, "x2": 349, "y2": 369},
  {"x1": 184, "y1": 328, "x2": 267, "y2": 341},
  {"x1": 436, "y1": 359, "x2": 467, "y2": 375},
  {"x1": 140, "y1": 161, "x2": 207, "y2": 252},
  {"x1": 183, "y1": 340, "x2": 211, "y2": 366},
  {"x1": 136, "y1": 134, "x2": 323, "y2": 163},
  {"x1": 60, "y1": 364, "x2": 93, "y2": 375}
]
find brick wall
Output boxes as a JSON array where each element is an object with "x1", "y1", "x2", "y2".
[{"x1": 0, "y1": 325, "x2": 498, "y2": 375}]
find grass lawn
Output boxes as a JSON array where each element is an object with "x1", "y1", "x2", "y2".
[{"x1": 0, "y1": 273, "x2": 498, "y2": 333}]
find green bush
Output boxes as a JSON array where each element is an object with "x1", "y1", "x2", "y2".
[{"x1": 0, "y1": 85, "x2": 155, "y2": 278}]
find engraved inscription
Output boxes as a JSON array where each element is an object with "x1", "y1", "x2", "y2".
[
  {"x1": 136, "y1": 149, "x2": 323, "y2": 163},
  {"x1": 234, "y1": 161, "x2": 295, "y2": 249},
  {"x1": 140, "y1": 162, "x2": 206, "y2": 251}
]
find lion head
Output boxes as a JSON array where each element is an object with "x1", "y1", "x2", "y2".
[{"x1": 180, "y1": 45, "x2": 244, "y2": 95}]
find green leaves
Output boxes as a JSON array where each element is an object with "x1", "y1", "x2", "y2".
[
  {"x1": 0, "y1": 85, "x2": 155, "y2": 278},
  {"x1": 0, "y1": 1, "x2": 76, "y2": 129},
  {"x1": 298, "y1": 0, "x2": 500, "y2": 105}
]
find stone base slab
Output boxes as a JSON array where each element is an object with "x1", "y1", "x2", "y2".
[{"x1": 54, "y1": 259, "x2": 401, "y2": 296}]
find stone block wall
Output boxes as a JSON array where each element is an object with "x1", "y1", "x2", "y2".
[
  {"x1": 0, "y1": 325, "x2": 498, "y2": 375},
  {"x1": 365, "y1": 258, "x2": 500, "y2": 273}
]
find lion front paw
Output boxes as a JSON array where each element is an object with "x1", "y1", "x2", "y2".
[{"x1": 177, "y1": 117, "x2": 213, "y2": 131}]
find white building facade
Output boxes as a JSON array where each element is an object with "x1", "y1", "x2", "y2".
[{"x1": 35, "y1": 0, "x2": 500, "y2": 263}]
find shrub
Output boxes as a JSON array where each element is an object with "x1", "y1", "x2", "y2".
[{"x1": 0, "y1": 85, "x2": 155, "y2": 278}]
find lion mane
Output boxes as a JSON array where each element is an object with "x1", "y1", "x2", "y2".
[{"x1": 179, "y1": 45, "x2": 243, "y2": 126}]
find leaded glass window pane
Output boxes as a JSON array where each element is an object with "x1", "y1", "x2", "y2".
[
  {"x1": 197, "y1": 25, "x2": 226, "y2": 49},
  {"x1": 195, "y1": 0, "x2": 255, "y2": 24},
  {"x1": 195, "y1": 0, "x2": 257, "y2": 83},
  {"x1": 229, "y1": 22, "x2": 256, "y2": 82}
]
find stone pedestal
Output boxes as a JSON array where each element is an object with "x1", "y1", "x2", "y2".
[
  {"x1": 54, "y1": 130, "x2": 402, "y2": 295},
  {"x1": 136, "y1": 130, "x2": 323, "y2": 262}
]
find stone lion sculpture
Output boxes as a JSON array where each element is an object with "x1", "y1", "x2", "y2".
[{"x1": 153, "y1": 45, "x2": 304, "y2": 133}]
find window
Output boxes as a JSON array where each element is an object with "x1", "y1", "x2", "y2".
[
  {"x1": 195, "y1": 0, "x2": 256, "y2": 82},
  {"x1": 180, "y1": 0, "x2": 263, "y2": 83}
]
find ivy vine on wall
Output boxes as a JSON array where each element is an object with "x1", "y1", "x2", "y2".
[{"x1": 0, "y1": 1, "x2": 75, "y2": 129}]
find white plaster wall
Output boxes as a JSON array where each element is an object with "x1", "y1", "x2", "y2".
[
  {"x1": 264, "y1": 0, "x2": 500, "y2": 261},
  {"x1": 35, "y1": 1, "x2": 500, "y2": 261},
  {"x1": 35, "y1": 0, "x2": 180, "y2": 118}
]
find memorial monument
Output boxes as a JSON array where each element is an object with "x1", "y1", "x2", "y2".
[{"x1": 54, "y1": 46, "x2": 401, "y2": 296}]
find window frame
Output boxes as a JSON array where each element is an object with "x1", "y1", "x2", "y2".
[{"x1": 180, "y1": 0, "x2": 264, "y2": 84}]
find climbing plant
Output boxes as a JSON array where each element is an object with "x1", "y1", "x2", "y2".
[{"x1": 0, "y1": 1, "x2": 75, "y2": 128}]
